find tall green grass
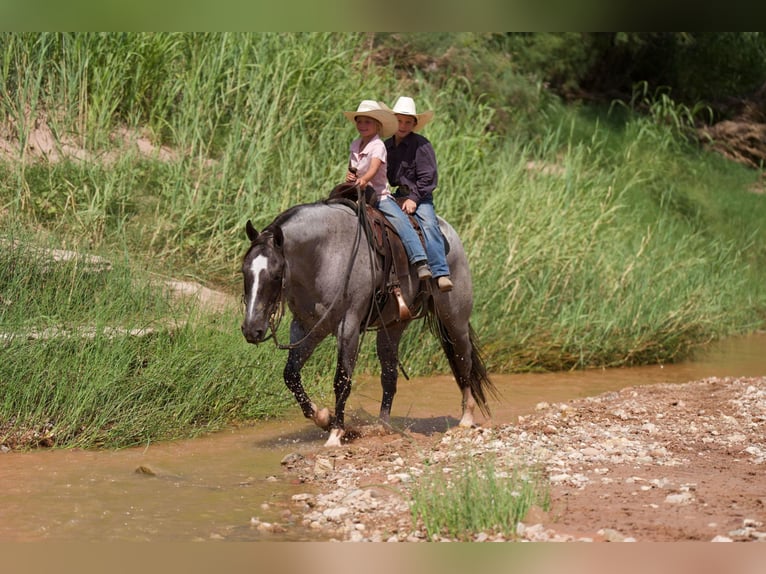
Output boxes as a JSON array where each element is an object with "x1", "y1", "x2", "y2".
[
  {"x1": 1, "y1": 32, "x2": 765, "y2": 447},
  {"x1": 0, "y1": 324, "x2": 296, "y2": 448},
  {"x1": 409, "y1": 456, "x2": 550, "y2": 541},
  {"x1": 0, "y1": 33, "x2": 498, "y2": 281},
  {"x1": 451, "y1": 106, "x2": 765, "y2": 372},
  {"x1": 0, "y1": 230, "x2": 325, "y2": 449}
]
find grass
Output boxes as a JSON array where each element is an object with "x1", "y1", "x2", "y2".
[
  {"x1": 0, "y1": 229, "x2": 323, "y2": 449},
  {"x1": 1, "y1": 32, "x2": 765, "y2": 448},
  {"x1": 409, "y1": 456, "x2": 550, "y2": 541},
  {"x1": 459, "y1": 112, "x2": 765, "y2": 372}
]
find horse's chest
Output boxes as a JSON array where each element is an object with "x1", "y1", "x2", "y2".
[{"x1": 285, "y1": 290, "x2": 330, "y2": 322}]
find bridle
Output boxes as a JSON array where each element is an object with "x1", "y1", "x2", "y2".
[{"x1": 248, "y1": 193, "x2": 368, "y2": 351}]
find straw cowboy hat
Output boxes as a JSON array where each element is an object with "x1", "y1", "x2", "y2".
[
  {"x1": 389, "y1": 96, "x2": 434, "y2": 131},
  {"x1": 343, "y1": 100, "x2": 398, "y2": 138}
]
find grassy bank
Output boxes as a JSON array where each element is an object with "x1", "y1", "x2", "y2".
[
  {"x1": 0, "y1": 232, "x2": 306, "y2": 448},
  {"x1": 462, "y1": 113, "x2": 766, "y2": 372},
  {"x1": 1, "y1": 33, "x2": 765, "y2": 448}
]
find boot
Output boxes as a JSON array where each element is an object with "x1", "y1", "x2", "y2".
[
  {"x1": 437, "y1": 276, "x2": 454, "y2": 292},
  {"x1": 415, "y1": 260, "x2": 432, "y2": 280}
]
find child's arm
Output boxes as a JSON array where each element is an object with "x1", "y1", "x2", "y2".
[{"x1": 357, "y1": 157, "x2": 382, "y2": 188}]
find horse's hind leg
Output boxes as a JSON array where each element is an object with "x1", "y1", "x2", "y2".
[
  {"x1": 452, "y1": 329, "x2": 479, "y2": 428},
  {"x1": 432, "y1": 308, "x2": 486, "y2": 428},
  {"x1": 376, "y1": 323, "x2": 407, "y2": 424}
]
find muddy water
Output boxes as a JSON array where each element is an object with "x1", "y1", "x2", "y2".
[{"x1": 2, "y1": 333, "x2": 765, "y2": 542}]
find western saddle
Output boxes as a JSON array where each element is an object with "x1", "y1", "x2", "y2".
[{"x1": 327, "y1": 182, "x2": 426, "y2": 322}]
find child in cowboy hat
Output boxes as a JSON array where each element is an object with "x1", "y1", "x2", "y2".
[
  {"x1": 384, "y1": 96, "x2": 453, "y2": 292},
  {"x1": 344, "y1": 99, "x2": 432, "y2": 280}
]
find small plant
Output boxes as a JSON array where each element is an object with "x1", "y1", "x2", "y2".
[
  {"x1": 409, "y1": 455, "x2": 550, "y2": 541},
  {"x1": 618, "y1": 81, "x2": 713, "y2": 141}
]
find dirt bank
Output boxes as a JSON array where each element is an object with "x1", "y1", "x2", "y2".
[{"x1": 273, "y1": 376, "x2": 766, "y2": 542}]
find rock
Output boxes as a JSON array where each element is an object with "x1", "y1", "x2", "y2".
[
  {"x1": 280, "y1": 452, "x2": 304, "y2": 466},
  {"x1": 323, "y1": 506, "x2": 349, "y2": 521},
  {"x1": 313, "y1": 456, "x2": 334, "y2": 477},
  {"x1": 291, "y1": 493, "x2": 313, "y2": 502},
  {"x1": 598, "y1": 528, "x2": 627, "y2": 542},
  {"x1": 664, "y1": 492, "x2": 694, "y2": 505}
]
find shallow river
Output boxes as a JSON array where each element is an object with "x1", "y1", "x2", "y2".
[{"x1": 2, "y1": 333, "x2": 765, "y2": 541}]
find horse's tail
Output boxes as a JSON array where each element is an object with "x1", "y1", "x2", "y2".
[{"x1": 427, "y1": 314, "x2": 500, "y2": 418}]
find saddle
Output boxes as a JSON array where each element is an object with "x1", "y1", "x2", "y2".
[{"x1": 327, "y1": 183, "x2": 426, "y2": 321}]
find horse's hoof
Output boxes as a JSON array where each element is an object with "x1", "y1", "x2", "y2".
[
  {"x1": 324, "y1": 428, "x2": 344, "y2": 447},
  {"x1": 312, "y1": 407, "x2": 332, "y2": 429},
  {"x1": 458, "y1": 417, "x2": 475, "y2": 428}
]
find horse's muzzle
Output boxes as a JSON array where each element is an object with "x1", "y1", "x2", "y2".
[{"x1": 241, "y1": 323, "x2": 266, "y2": 344}]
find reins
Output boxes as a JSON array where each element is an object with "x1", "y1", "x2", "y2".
[{"x1": 265, "y1": 186, "x2": 370, "y2": 351}]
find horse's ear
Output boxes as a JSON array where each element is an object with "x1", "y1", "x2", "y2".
[
  {"x1": 272, "y1": 226, "x2": 284, "y2": 249},
  {"x1": 245, "y1": 220, "x2": 258, "y2": 242}
]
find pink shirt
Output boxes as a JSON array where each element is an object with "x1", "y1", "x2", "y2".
[{"x1": 348, "y1": 135, "x2": 390, "y2": 197}]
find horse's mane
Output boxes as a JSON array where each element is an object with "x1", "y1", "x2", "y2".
[
  {"x1": 264, "y1": 203, "x2": 306, "y2": 232},
  {"x1": 264, "y1": 199, "x2": 355, "y2": 233}
]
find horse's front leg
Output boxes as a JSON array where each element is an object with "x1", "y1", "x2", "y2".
[
  {"x1": 324, "y1": 322, "x2": 361, "y2": 447},
  {"x1": 283, "y1": 321, "x2": 333, "y2": 430}
]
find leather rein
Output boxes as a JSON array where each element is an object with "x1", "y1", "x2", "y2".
[{"x1": 263, "y1": 186, "x2": 375, "y2": 351}]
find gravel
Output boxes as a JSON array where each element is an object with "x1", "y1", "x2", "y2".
[{"x1": 271, "y1": 376, "x2": 766, "y2": 542}]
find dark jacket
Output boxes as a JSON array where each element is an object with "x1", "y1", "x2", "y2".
[{"x1": 385, "y1": 132, "x2": 438, "y2": 204}]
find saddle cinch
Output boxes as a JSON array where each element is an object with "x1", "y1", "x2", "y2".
[{"x1": 327, "y1": 182, "x2": 426, "y2": 322}]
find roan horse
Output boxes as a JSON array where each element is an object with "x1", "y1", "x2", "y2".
[{"x1": 240, "y1": 194, "x2": 498, "y2": 447}]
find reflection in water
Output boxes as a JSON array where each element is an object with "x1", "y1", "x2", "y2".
[{"x1": 1, "y1": 332, "x2": 764, "y2": 541}]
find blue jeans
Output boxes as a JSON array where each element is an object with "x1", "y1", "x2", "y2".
[
  {"x1": 412, "y1": 200, "x2": 450, "y2": 277},
  {"x1": 376, "y1": 196, "x2": 428, "y2": 265}
]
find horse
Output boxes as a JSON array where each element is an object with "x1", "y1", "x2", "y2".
[{"x1": 240, "y1": 195, "x2": 498, "y2": 447}]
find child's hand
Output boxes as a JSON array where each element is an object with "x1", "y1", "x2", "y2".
[{"x1": 345, "y1": 171, "x2": 357, "y2": 183}]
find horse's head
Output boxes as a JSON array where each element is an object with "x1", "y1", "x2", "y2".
[{"x1": 241, "y1": 220, "x2": 285, "y2": 344}]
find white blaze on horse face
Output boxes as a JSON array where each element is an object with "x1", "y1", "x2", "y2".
[{"x1": 245, "y1": 255, "x2": 269, "y2": 323}]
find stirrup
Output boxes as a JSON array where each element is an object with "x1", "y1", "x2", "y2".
[{"x1": 392, "y1": 286, "x2": 412, "y2": 321}]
